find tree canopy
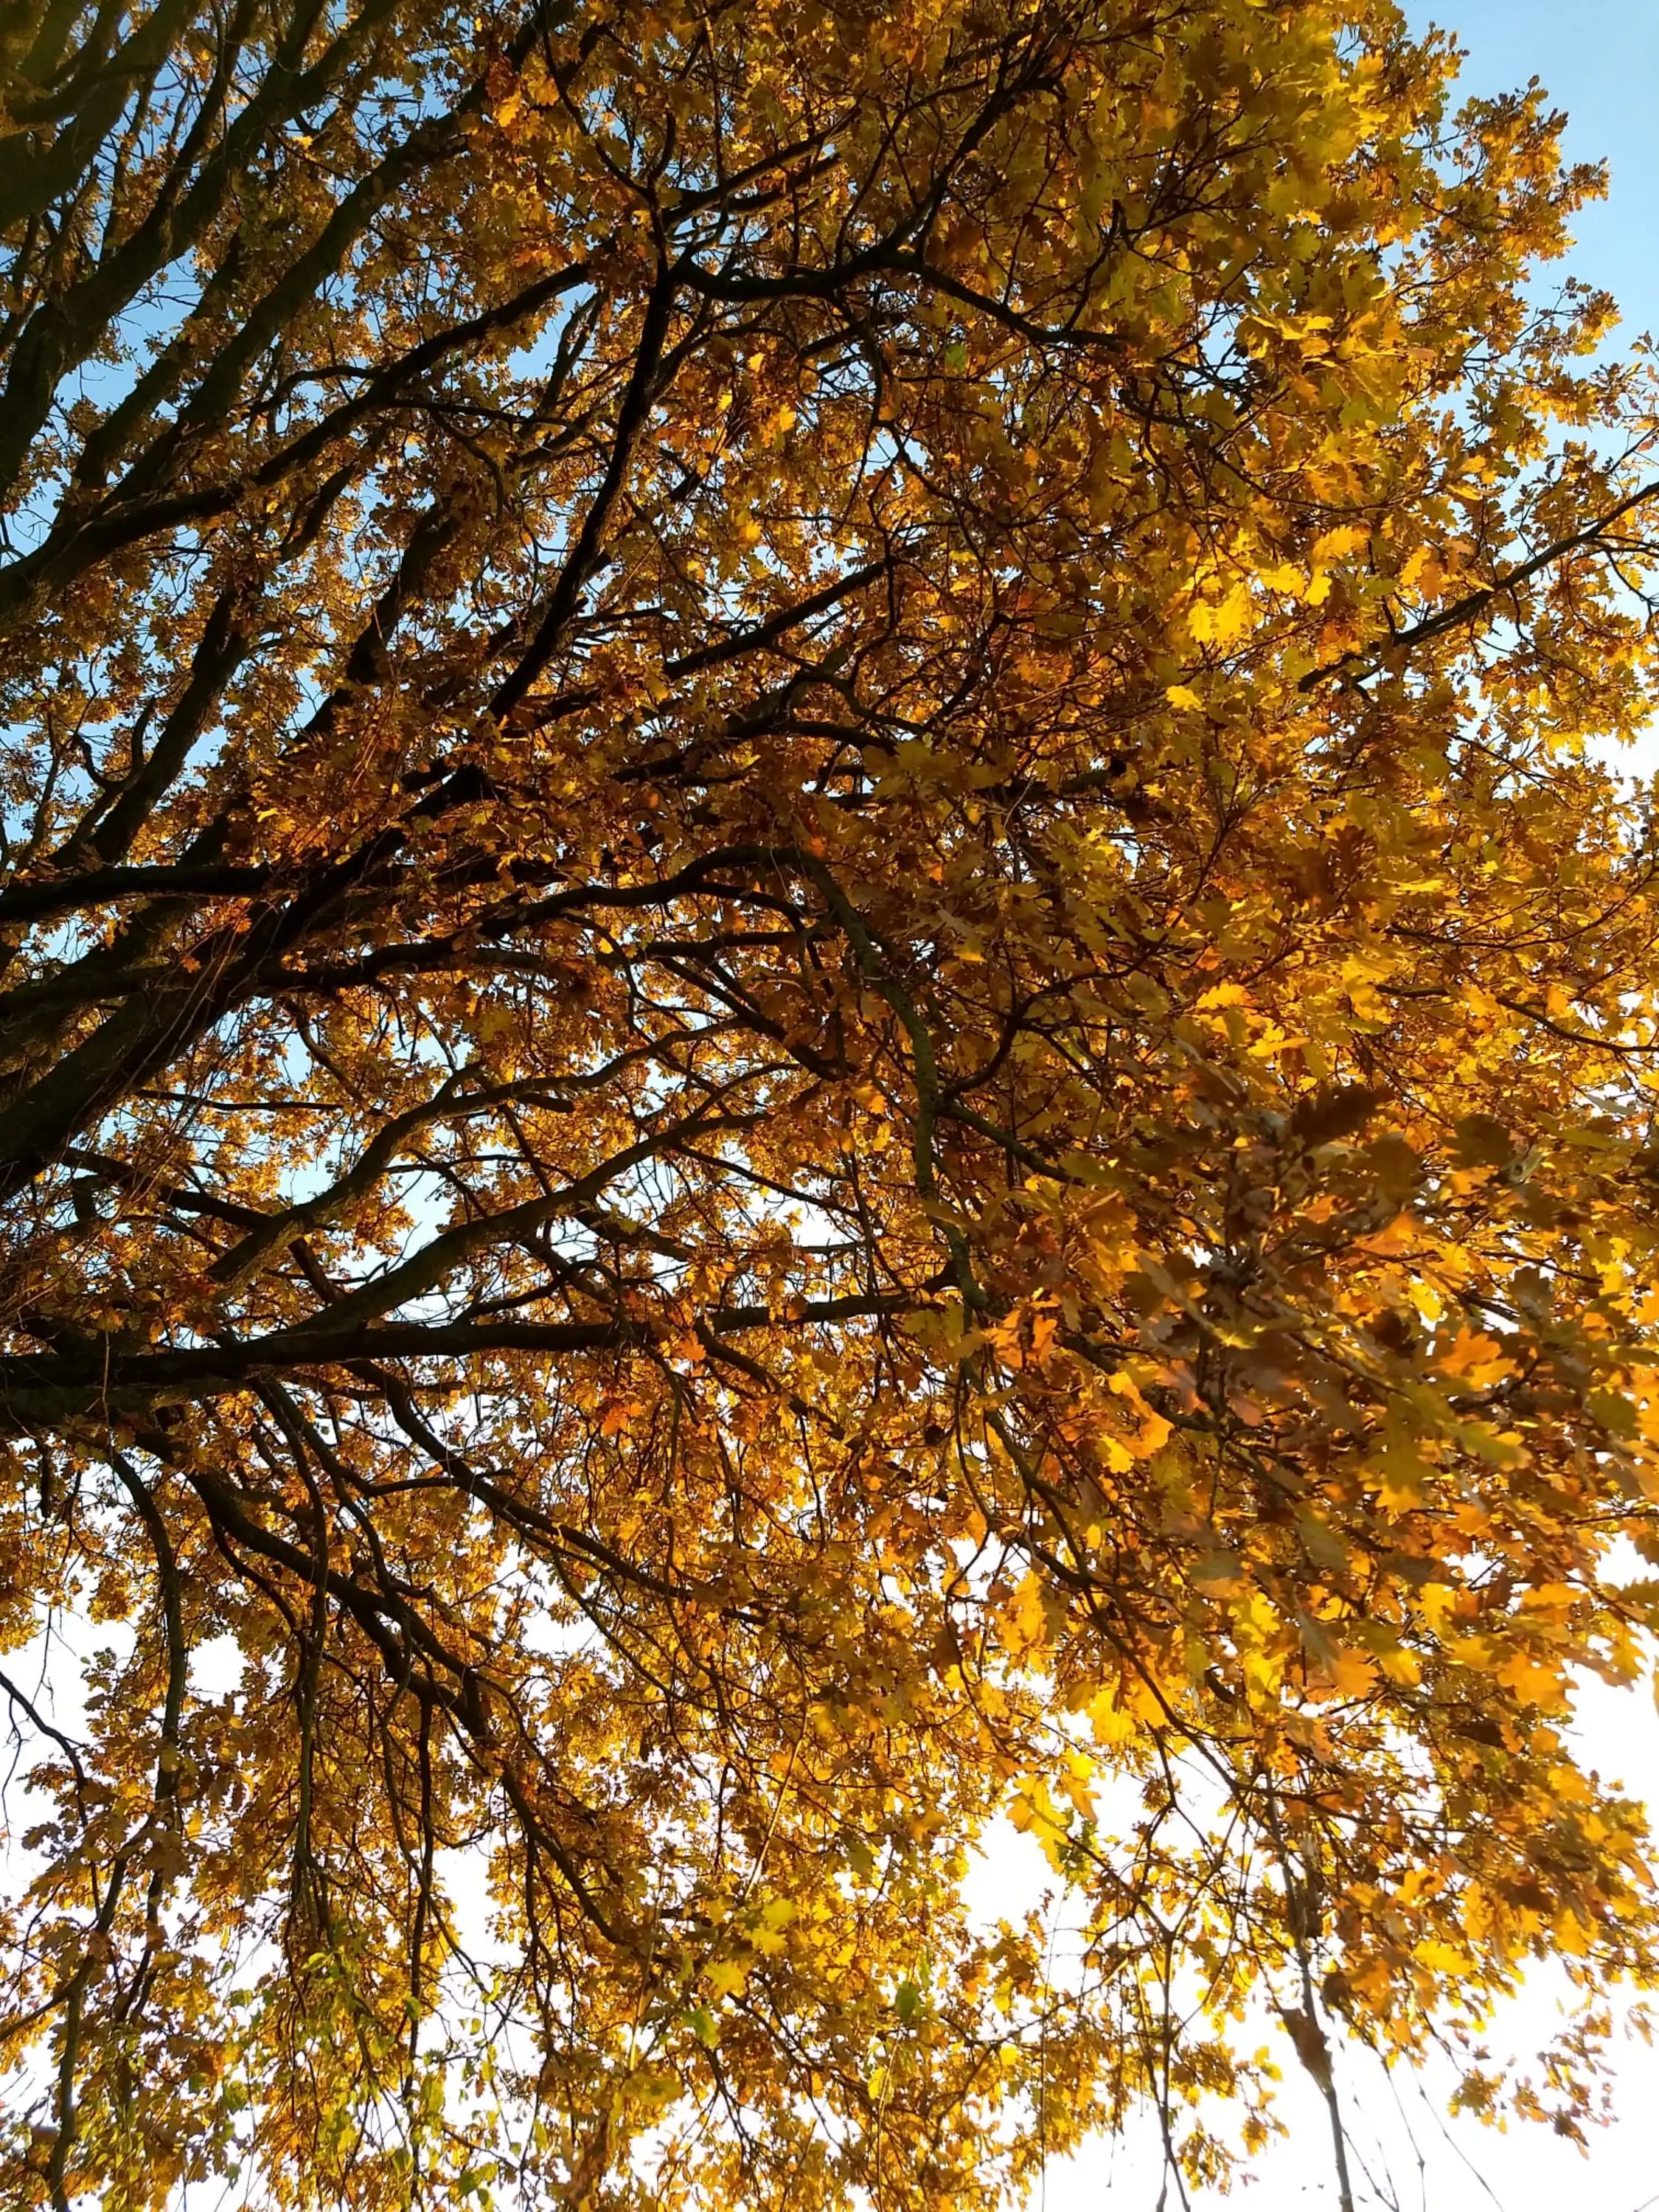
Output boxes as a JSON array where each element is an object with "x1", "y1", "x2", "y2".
[{"x1": 2, "y1": 0, "x2": 1659, "y2": 2203}]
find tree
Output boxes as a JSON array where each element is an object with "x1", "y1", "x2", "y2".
[{"x1": 1, "y1": 0, "x2": 1658, "y2": 2201}]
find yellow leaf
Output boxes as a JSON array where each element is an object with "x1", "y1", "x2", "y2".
[{"x1": 1189, "y1": 581, "x2": 1253, "y2": 645}]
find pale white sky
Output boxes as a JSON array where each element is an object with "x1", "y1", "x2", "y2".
[{"x1": 1020, "y1": 1672, "x2": 1659, "y2": 2209}]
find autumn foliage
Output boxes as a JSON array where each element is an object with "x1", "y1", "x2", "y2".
[{"x1": 3, "y1": 0, "x2": 1659, "y2": 2203}]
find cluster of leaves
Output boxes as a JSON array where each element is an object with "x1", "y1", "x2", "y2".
[{"x1": 1, "y1": 0, "x2": 1659, "y2": 2203}]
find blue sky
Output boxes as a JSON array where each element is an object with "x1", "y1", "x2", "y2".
[{"x1": 1425, "y1": 0, "x2": 1659, "y2": 345}]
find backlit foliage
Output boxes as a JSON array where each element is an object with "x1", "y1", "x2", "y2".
[{"x1": 1, "y1": 0, "x2": 1659, "y2": 2204}]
